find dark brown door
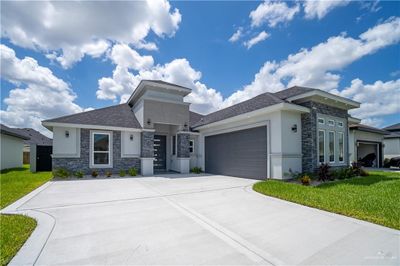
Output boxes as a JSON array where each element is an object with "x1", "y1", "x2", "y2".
[{"x1": 154, "y1": 135, "x2": 166, "y2": 170}]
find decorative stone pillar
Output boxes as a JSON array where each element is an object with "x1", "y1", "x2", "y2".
[
  {"x1": 176, "y1": 133, "x2": 190, "y2": 173},
  {"x1": 141, "y1": 131, "x2": 154, "y2": 175}
]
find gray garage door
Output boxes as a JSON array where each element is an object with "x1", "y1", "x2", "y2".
[{"x1": 205, "y1": 126, "x2": 267, "y2": 179}]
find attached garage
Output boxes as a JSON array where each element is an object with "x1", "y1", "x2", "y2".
[{"x1": 205, "y1": 126, "x2": 268, "y2": 179}]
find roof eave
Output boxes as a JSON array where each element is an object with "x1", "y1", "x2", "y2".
[
  {"x1": 193, "y1": 102, "x2": 309, "y2": 130},
  {"x1": 127, "y1": 80, "x2": 192, "y2": 106},
  {"x1": 287, "y1": 90, "x2": 360, "y2": 110},
  {"x1": 42, "y1": 121, "x2": 143, "y2": 132}
]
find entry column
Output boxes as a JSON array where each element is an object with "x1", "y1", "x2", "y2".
[
  {"x1": 177, "y1": 132, "x2": 190, "y2": 174},
  {"x1": 141, "y1": 131, "x2": 154, "y2": 175}
]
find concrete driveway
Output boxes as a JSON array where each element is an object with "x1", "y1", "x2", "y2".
[{"x1": 5, "y1": 174, "x2": 399, "y2": 265}]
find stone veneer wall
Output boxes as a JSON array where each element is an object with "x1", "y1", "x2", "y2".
[
  {"x1": 300, "y1": 101, "x2": 348, "y2": 173},
  {"x1": 141, "y1": 131, "x2": 154, "y2": 158},
  {"x1": 177, "y1": 133, "x2": 190, "y2": 158},
  {"x1": 53, "y1": 129, "x2": 140, "y2": 174}
]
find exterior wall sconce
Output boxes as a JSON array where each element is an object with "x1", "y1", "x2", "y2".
[
  {"x1": 147, "y1": 119, "x2": 151, "y2": 126},
  {"x1": 291, "y1": 124, "x2": 297, "y2": 133},
  {"x1": 184, "y1": 123, "x2": 188, "y2": 130},
  {"x1": 130, "y1": 134, "x2": 134, "y2": 141},
  {"x1": 65, "y1": 130, "x2": 70, "y2": 138}
]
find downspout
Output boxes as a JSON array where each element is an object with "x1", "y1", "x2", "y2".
[{"x1": 267, "y1": 120, "x2": 271, "y2": 179}]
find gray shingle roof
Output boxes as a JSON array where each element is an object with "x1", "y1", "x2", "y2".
[
  {"x1": 141, "y1": 80, "x2": 191, "y2": 91},
  {"x1": 349, "y1": 124, "x2": 389, "y2": 135},
  {"x1": 383, "y1": 123, "x2": 400, "y2": 132},
  {"x1": 273, "y1": 86, "x2": 315, "y2": 100},
  {"x1": 189, "y1": 111, "x2": 204, "y2": 129},
  {"x1": 15, "y1": 128, "x2": 52, "y2": 146},
  {"x1": 0, "y1": 124, "x2": 30, "y2": 140},
  {"x1": 384, "y1": 132, "x2": 400, "y2": 139},
  {"x1": 43, "y1": 104, "x2": 142, "y2": 129},
  {"x1": 192, "y1": 92, "x2": 285, "y2": 128}
]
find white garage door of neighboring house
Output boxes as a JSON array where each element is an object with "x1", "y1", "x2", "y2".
[{"x1": 205, "y1": 126, "x2": 268, "y2": 180}]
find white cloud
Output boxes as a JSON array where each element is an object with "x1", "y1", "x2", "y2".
[
  {"x1": 97, "y1": 59, "x2": 223, "y2": 114},
  {"x1": 244, "y1": 31, "x2": 270, "y2": 49},
  {"x1": 303, "y1": 0, "x2": 350, "y2": 19},
  {"x1": 250, "y1": 1, "x2": 300, "y2": 27},
  {"x1": 338, "y1": 79, "x2": 400, "y2": 124},
  {"x1": 0, "y1": 45, "x2": 84, "y2": 135},
  {"x1": 1, "y1": 0, "x2": 181, "y2": 68},
  {"x1": 223, "y1": 17, "x2": 400, "y2": 107},
  {"x1": 109, "y1": 44, "x2": 154, "y2": 70},
  {"x1": 229, "y1": 28, "x2": 243, "y2": 43}
]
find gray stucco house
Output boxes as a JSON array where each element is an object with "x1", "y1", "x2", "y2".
[{"x1": 43, "y1": 80, "x2": 361, "y2": 179}]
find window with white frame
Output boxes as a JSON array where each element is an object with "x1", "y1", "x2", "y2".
[
  {"x1": 92, "y1": 132, "x2": 111, "y2": 167},
  {"x1": 328, "y1": 131, "x2": 335, "y2": 162},
  {"x1": 337, "y1": 121, "x2": 343, "y2": 127},
  {"x1": 328, "y1": 120, "x2": 335, "y2": 126},
  {"x1": 189, "y1": 140, "x2": 194, "y2": 153},
  {"x1": 318, "y1": 130, "x2": 325, "y2": 163},
  {"x1": 338, "y1": 132, "x2": 344, "y2": 162},
  {"x1": 318, "y1": 118, "x2": 325, "y2": 124}
]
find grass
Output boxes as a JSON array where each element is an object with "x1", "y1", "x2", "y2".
[
  {"x1": 0, "y1": 215, "x2": 37, "y2": 266},
  {"x1": 253, "y1": 171, "x2": 400, "y2": 230},
  {"x1": 0, "y1": 165, "x2": 52, "y2": 265},
  {"x1": 1, "y1": 164, "x2": 52, "y2": 209}
]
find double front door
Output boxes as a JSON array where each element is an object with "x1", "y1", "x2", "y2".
[{"x1": 154, "y1": 135, "x2": 166, "y2": 170}]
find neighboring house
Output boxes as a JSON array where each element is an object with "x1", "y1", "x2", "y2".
[
  {"x1": 43, "y1": 80, "x2": 360, "y2": 179},
  {"x1": 382, "y1": 123, "x2": 400, "y2": 159},
  {"x1": 348, "y1": 120, "x2": 388, "y2": 168},
  {"x1": 0, "y1": 124, "x2": 30, "y2": 170},
  {"x1": 15, "y1": 128, "x2": 53, "y2": 172}
]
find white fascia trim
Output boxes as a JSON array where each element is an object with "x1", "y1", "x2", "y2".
[
  {"x1": 176, "y1": 131, "x2": 199, "y2": 135},
  {"x1": 348, "y1": 116, "x2": 362, "y2": 124},
  {"x1": 127, "y1": 80, "x2": 191, "y2": 105},
  {"x1": 287, "y1": 90, "x2": 360, "y2": 108},
  {"x1": 194, "y1": 102, "x2": 309, "y2": 130},
  {"x1": 42, "y1": 122, "x2": 143, "y2": 132}
]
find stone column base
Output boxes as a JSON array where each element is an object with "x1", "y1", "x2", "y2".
[
  {"x1": 176, "y1": 158, "x2": 190, "y2": 174},
  {"x1": 141, "y1": 158, "x2": 154, "y2": 176}
]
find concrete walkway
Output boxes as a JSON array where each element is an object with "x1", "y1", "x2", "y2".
[{"x1": 4, "y1": 174, "x2": 399, "y2": 265}]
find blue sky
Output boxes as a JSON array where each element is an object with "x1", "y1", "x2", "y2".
[{"x1": 1, "y1": 0, "x2": 399, "y2": 134}]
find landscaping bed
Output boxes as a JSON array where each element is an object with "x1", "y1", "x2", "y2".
[{"x1": 253, "y1": 170, "x2": 400, "y2": 230}]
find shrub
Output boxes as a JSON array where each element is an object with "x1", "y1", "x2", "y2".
[
  {"x1": 91, "y1": 170, "x2": 98, "y2": 177},
  {"x1": 53, "y1": 168, "x2": 69, "y2": 178},
  {"x1": 191, "y1": 167, "x2": 202, "y2": 174},
  {"x1": 74, "y1": 171, "x2": 84, "y2": 178},
  {"x1": 360, "y1": 168, "x2": 369, "y2": 176},
  {"x1": 300, "y1": 175, "x2": 311, "y2": 186},
  {"x1": 318, "y1": 163, "x2": 332, "y2": 181},
  {"x1": 119, "y1": 170, "x2": 126, "y2": 177},
  {"x1": 128, "y1": 167, "x2": 137, "y2": 176},
  {"x1": 332, "y1": 168, "x2": 354, "y2": 180},
  {"x1": 351, "y1": 162, "x2": 362, "y2": 176},
  {"x1": 383, "y1": 158, "x2": 391, "y2": 168},
  {"x1": 106, "y1": 171, "x2": 112, "y2": 177}
]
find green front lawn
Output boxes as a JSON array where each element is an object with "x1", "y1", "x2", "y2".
[
  {"x1": 0, "y1": 215, "x2": 37, "y2": 266},
  {"x1": 1, "y1": 165, "x2": 52, "y2": 209},
  {"x1": 253, "y1": 171, "x2": 400, "y2": 230},
  {"x1": 0, "y1": 165, "x2": 52, "y2": 265}
]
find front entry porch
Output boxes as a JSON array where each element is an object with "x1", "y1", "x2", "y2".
[{"x1": 141, "y1": 123, "x2": 191, "y2": 176}]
